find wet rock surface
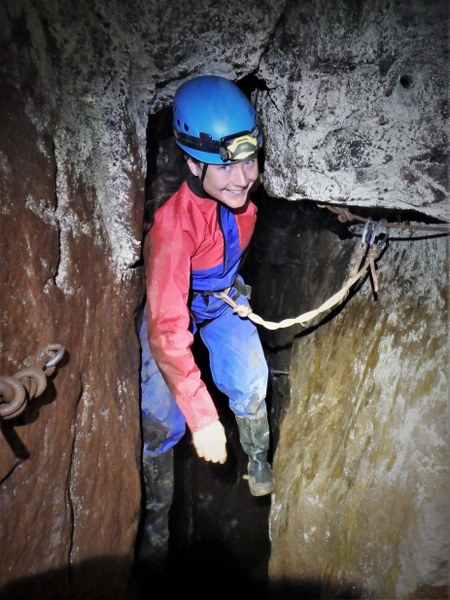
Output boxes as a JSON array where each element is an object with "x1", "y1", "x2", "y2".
[{"x1": 1, "y1": 1, "x2": 448, "y2": 598}]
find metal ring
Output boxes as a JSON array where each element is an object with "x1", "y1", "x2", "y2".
[
  {"x1": 369, "y1": 219, "x2": 386, "y2": 247},
  {"x1": 360, "y1": 220, "x2": 370, "y2": 246},
  {"x1": 44, "y1": 344, "x2": 65, "y2": 368}
]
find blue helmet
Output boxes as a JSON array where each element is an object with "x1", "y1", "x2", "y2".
[{"x1": 173, "y1": 75, "x2": 263, "y2": 165}]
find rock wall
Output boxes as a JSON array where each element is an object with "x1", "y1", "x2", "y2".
[
  {"x1": 0, "y1": 0, "x2": 283, "y2": 597},
  {"x1": 0, "y1": 60, "x2": 143, "y2": 600},
  {"x1": 256, "y1": 0, "x2": 448, "y2": 222},
  {"x1": 243, "y1": 197, "x2": 448, "y2": 599},
  {"x1": 0, "y1": 0, "x2": 448, "y2": 599}
]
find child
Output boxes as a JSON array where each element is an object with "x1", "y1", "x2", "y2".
[{"x1": 138, "y1": 74, "x2": 274, "y2": 567}]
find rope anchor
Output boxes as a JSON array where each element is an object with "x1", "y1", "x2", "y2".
[
  {"x1": 0, "y1": 343, "x2": 65, "y2": 420},
  {"x1": 349, "y1": 219, "x2": 388, "y2": 293},
  {"x1": 215, "y1": 219, "x2": 389, "y2": 331}
]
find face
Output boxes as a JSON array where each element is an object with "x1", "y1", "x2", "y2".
[{"x1": 187, "y1": 157, "x2": 259, "y2": 209}]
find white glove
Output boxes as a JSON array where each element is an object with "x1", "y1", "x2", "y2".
[{"x1": 192, "y1": 420, "x2": 227, "y2": 464}]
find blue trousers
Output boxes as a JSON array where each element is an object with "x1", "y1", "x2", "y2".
[{"x1": 140, "y1": 299, "x2": 269, "y2": 457}]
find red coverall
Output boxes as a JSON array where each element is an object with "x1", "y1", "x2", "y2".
[{"x1": 140, "y1": 175, "x2": 268, "y2": 454}]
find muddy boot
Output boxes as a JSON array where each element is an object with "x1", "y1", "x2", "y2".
[
  {"x1": 235, "y1": 414, "x2": 275, "y2": 497},
  {"x1": 138, "y1": 449, "x2": 174, "y2": 574}
]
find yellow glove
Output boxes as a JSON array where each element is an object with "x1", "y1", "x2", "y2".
[{"x1": 192, "y1": 420, "x2": 227, "y2": 464}]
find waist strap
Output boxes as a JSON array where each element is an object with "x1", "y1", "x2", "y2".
[
  {"x1": 192, "y1": 277, "x2": 252, "y2": 301},
  {"x1": 232, "y1": 277, "x2": 252, "y2": 299}
]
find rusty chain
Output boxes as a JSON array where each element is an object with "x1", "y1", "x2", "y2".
[{"x1": 0, "y1": 343, "x2": 65, "y2": 420}]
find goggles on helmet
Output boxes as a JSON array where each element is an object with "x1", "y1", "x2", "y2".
[{"x1": 219, "y1": 128, "x2": 260, "y2": 162}]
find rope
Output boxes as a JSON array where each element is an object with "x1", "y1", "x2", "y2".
[
  {"x1": 325, "y1": 205, "x2": 450, "y2": 234},
  {"x1": 215, "y1": 241, "x2": 381, "y2": 331},
  {"x1": 0, "y1": 344, "x2": 65, "y2": 420},
  {"x1": 214, "y1": 206, "x2": 448, "y2": 332}
]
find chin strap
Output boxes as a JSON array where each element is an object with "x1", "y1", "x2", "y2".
[{"x1": 200, "y1": 163, "x2": 208, "y2": 184}]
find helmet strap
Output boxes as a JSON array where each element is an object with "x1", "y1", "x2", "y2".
[{"x1": 200, "y1": 163, "x2": 208, "y2": 184}]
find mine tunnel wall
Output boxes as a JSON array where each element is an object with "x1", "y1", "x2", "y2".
[{"x1": 0, "y1": 0, "x2": 448, "y2": 598}]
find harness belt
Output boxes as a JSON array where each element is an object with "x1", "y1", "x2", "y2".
[{"x1": 192, "y1": 277, "x2": 252, "y2": 302}]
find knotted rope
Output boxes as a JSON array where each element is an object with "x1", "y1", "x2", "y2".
[
  {"x1": 0, "y1": 344, "x2": 65, "y2": 420},
  {"x1": 215, "y1": 225, "x2": 385, "y2": 331}
]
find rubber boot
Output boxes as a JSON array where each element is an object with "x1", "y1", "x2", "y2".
[
  {"x1": 235, "y1": 414, "x2": 275, "y2": 497},
  {"x1": 138, "y1": 449, "x2": 174, "y2": 574}
]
